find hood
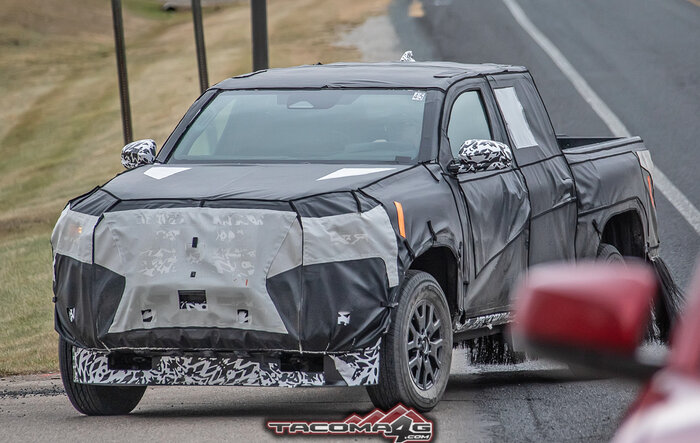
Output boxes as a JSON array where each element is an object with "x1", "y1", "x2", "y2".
[{"x1": 102, "y1": 163, "x2": 408, "y2": 201}]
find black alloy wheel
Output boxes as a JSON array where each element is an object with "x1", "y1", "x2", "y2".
[{"x1": 367, "y1": 270, "x2": 453, "y2": 412}]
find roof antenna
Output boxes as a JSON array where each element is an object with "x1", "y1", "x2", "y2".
[{"x1": 400, "y1": 50, "x2": 416, "y2": 62}]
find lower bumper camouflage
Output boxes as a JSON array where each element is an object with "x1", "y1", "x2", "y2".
[{"x1": 72, "y1": 340, "x2": 380, "y2": 387}]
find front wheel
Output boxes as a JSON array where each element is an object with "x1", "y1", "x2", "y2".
[
  {"x1": 367, "y1": 271, "x2": 453, "y2": 412},
  {"x1": 59, "y1": 337, "x2": 146, "y2": 415}
]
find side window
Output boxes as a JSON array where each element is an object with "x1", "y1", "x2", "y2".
[
  {"x1": 493, "y1": 87, "x2": 537, "y2": 149},
  {"x1": 447, "y1": 91, "x2": 492, "y2": 157}
]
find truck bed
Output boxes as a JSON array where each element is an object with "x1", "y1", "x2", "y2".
[
  {"x1": 560, "y1": 135, "x2": 657, "y2": 259},
  {"x1": 557, "y1": 136, "x2": 629, "y2": 151}
]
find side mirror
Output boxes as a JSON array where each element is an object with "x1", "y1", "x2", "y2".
[
  {"x1": 450, "y1": 139, "x2": 513, "y2": 174},
  {"x1": 511, "y1": 262, "x2": 662, "y2": 379},
  {"x1": 121, "y1": 139, "x2": 156, "y2": 169}
]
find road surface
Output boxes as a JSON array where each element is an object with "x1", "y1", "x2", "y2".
[{"x1": 0, "y1": 358, "x2": 637, "y2": 443}]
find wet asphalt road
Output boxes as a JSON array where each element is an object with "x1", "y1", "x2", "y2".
[
  {"x1": 2, "y1": 1, "x2": 698, "y2": 442},
  {"x1": 0, "y1": 359, "x2": 638, "y2": 443}
]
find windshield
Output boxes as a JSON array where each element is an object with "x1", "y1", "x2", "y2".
[{"x1": 168, "y1": 89, "x2": 427, "y2": 163}]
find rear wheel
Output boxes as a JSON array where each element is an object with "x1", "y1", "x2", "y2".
[
  {"x1": 597, "y1": 243, "x2": 624, "y2": 263},
  {"x1": 367, "y1": 271, "x2": 452, "y2": 412},
  {"x1": 596, "y1": 242, "x2": 663, "y2": 340},
  {"x1": 59, "y1": 337, "x2": 146, "y2": 415}
]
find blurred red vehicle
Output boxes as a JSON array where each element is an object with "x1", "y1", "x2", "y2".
[{"x1": 512, "y1": 261, "x2": 699, "y2": 443}]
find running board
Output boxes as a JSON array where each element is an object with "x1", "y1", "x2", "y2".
[{"x1": 452, "y1": 312, "x2": 512, "y2": 341}]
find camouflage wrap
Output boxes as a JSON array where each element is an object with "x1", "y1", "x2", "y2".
[
  {"x1": 456, "y1": 139, "x2": 513, "y2": 173},
  {"x1": 121, "y1": 139, "x2": 156, "y2": 169},
  {"x1": 72, "y1": 340, "x2": 380, "y2": 387}
]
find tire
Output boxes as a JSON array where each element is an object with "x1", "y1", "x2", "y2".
[
  {"x1": 367, "y1": 271, "x2": 453, "y2": 412},
  {"x1": 58, "y1": 337, "x2": 146, "y2": 415},
  {"x1": 597, "y1": 243, "x2": 624, "y2": 263}
]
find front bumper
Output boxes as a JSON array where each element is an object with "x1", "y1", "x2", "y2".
[
  {"x1": 52, "y1": 190, "x2": 400, "y2": 354},
  {"x1": 73, "y1": 340, "x2": 380, "y2": 387}
]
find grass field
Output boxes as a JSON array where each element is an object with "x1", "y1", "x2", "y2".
[{"x1": 0, "y1": 0, "x2": 389, "y2": 375}]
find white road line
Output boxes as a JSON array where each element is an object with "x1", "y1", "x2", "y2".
[
  {"x1": 652, "y1": 170, "x2": 700, "y2": 234},
  {"x1": 502, "y1": 0, "x2": 700, "y2": 235}
]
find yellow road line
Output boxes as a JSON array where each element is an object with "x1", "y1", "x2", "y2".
[{"x1": 688, "y1": 0, "x2": 700, "y2": 7}]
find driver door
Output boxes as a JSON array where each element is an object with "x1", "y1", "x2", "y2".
[{"x1": 442, "y1": 80, "x2": 531, "y2": 317}]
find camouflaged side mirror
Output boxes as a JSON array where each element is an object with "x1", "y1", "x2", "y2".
[
  {"x1": 121, "y1": 139, "x2": 156, "y2": 169},
  {"x1": 454, "y1": 139, "x2": 513, "y2": 173}
]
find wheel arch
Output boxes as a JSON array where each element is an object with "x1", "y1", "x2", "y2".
[
  {"x1": 600, "y1": 209, "x2": 646, "y2": 259},
  {"x1": 407, "y1": 245, "x2": 460, "y2": 316}
]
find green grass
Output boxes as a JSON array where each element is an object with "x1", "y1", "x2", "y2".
[
  {"x1": 0, "y1": 0, "x2": 389, "y2": 376},
  {"x1": 0, "y1": 234, "x2": 55, "y2": 375}
]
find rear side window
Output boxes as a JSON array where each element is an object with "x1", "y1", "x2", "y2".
[
  {"x1": 494, "y1": 87, "x2": 537, "y2": 149},
  {"x1": 447, "y1": 91, "x2": 492, "y2": 157}
]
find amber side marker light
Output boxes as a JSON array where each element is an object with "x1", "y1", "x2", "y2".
[
  {"x1": 394, "y1": 201, "x2": 406, "y2": 238},
  {"x1": 647, "y1": 175, "x2": 656, "y2": 208}
]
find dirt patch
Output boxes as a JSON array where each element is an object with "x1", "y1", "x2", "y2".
[{"x1": 0, "y1": 373, "x2": 64, "y2": 398}]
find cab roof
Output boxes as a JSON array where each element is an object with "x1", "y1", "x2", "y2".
[{"x1": 213, "y1": 61, "x2": 528, "y2": 91}]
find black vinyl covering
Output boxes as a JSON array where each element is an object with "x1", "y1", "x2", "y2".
[
  {"x1": 214, "y1": 62, "x2": 526, "y2": 91},
  {"x1": 517, "y1": 156, "x2": 578, "y2": 265},
  {"x1": 101, "y1": 324, "x2": 298, "y2": 351},
  {"x1": 487, "y1": 73, "x2": 577, "y2": 265},
  {"x1": 53, "y1": 254, "x2": 125, "y2": 348},
  {"x1": 361, "y1": 164, "x2": 465, "y2": 308},
  {"x1": 458, "y1": 169, "x2": 529, "y2": 274},
  {"x1": 109, "y1": 198, "x2": 293, "y2": 212},
  {"x1": 292, "y1": 191, "x2": 375, "y2": 218},
  {"x1": 102, "y1": 164, "x2": 413, "y2": 201},
  {"x1": 265, "y1": 266, "x2": 303, "y2": 345},
  {"x1": 299, "y1": 258, "x2": 391, "y2": 351},
  {"x1": 564, "y1": 138, "x2": 657, "y2": 258},
  {"x1": 110, "y1": 199, "x2": 202, "y2": 211},
  {"x1": 70, "y1": 189, "x2": 118, "y2": 216},
  {"x1": 457, "y1": 168, "x2": 530, "y2": 314}
]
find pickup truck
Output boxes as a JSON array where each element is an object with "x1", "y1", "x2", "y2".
[{"x1": 51, "y1": 61, "x2": 677, "y2": 415}]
